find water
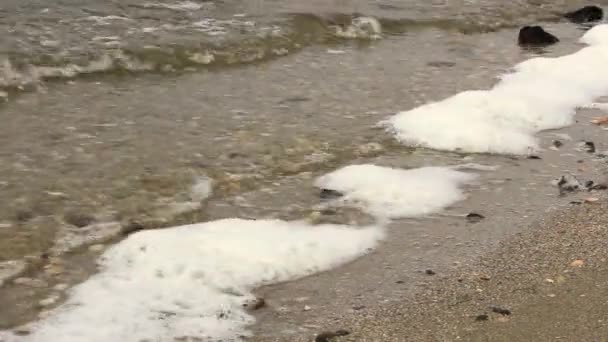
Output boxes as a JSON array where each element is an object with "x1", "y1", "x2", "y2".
[{"x1": 1, "y1": 0, "x2": 608, "y2": 338}]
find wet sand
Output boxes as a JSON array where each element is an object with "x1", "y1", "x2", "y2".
[
  {"x1": 249, "y1": 193, "x2": 608, "y2": 342},
  {"x1": 333, "y1": 199, "x2": 608, "y2": 342}
]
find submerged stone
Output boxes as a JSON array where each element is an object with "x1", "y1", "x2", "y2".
[
  {"x1": 518, "y1": 26, "x2": 559, "y2": 46},
  {"x1": 564, "y1": 6, "x2": 603, "y2": 24}
]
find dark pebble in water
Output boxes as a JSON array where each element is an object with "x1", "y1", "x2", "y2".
[
  {"x1": 564, "y1": 6, "x2": 603, "y2": 24},
  {"x1": 315, "y1": 330, "x2": 350, "y2": 342},
  {"x1": 279, "y1": 96, "x2": 311, "y2": 104},
  {"x1": 63, "y1": 211, "x2": 95, "y2": 228},
  {"x1": 427, "y1": 61, "x2": 456, "y2": 68},
  {"x1": 570, "y1": 201, "x2": 583, "y2": 205},
  {"x1": 14, "y1": 209, "x2": 34, "y2": 222},
  {"x1": 320, "y1": 189, "x2": 344, "y2": 200},
  {"x1": 466, "y1": 212, "x2": 485, "y2": 223},
  {"x1": 396, "y1": 280, "x2": 405, "y2": 284},
  {"x1": 425, "y1": 269, "x2": 436, "y2": 275},
  {"x1": 518, "y1": 26, "x2": 559, "y2": 46},
  {"x1": 585, "y1": 180, "x2": 595, "y2": 188},
  {"x1": 584, "y1": 141, "x2": 596, "y2": 153},
  {"x1": 475, "y1": 314, "x2": 489, "y2": 321},
  {"x1": 527, "y1": 155, "x2": 542, "y2": 160},
  {"x1": 491, "y1": 306, "x2": 512, "y2": 316},
  {"x1": 553, "y1": 140, "x2": 563, "y2": 148}
]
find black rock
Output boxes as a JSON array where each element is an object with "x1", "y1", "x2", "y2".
[
  {"x1": 557, "y1": 175, "x2": 585, "y2": 195},
  {"x1": 466, "y1": 212, "x2": 485, "y2": 223},
  {"x1": 518, "y1": 26, "x2": 559, "y2": 46},
  {"x1": 564, "y1": 6, "x2": 603, "y2": 24},
  {"x1": 319, "y1": 189, "x2": 344, "y2": 200},
  {"x1": 242, "y1": 297, "x2": 266, "y2": 311},
  {"x1": 491, "y1": 306, "x2": 512, "y2": 316},
  {"x1": 584, "y1": 141, "x2": 596, "y2": 153},
  {"x1": 475, "y1": 314, "x2": 489, "y2": 321},
  {"x1": 425, "y1": 269, "x2": 436, "y2": 275},
  {"x1": 63, "y1": 211, "x2": 95, "y2": 228},
  {"x1": 396, "y1": 280, "x2": 405, "y2": 284},
  {"x1": 316, "y1": 330, "x2": 350, "y2": 342},
  {"x1": 553, "y1": 140, "x2": 563, "y2": 148},
  {"x1": 590, "y1": 183, "x2": 608, "y2": 191},
  {"x1": 527, "y1": 155, "x2": 542, "y2": 160}
]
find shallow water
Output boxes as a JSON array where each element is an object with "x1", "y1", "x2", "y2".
[{"x1": 1, "y1": 0, "x2": 608, "y2": 339}]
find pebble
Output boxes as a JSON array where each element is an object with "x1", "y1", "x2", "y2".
[
  {"x1": 466, "y1": 212, "x2": 485, "y2": 223},
  {"x1": 303, "y1": 305, "x2": 312, "y2": 311},
  {"x1": 570, "y1": 259, "x2": 584, "y2": 267},
  {"x1": 544, "y1": 278, "x2": 555, "y2": 284},
  {"x1": 491, "y1": 306, "x2": 512, "y2": 316},
  {"x1": 475, "y1": 314, "x2": 489, "y2": 321},
  {"x1": 425, "y1": 269, "x2": 436, "y2": 275}
]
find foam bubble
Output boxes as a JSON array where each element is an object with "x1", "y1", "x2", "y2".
[
  {"x1": 0, "y1": 219, "x2": 383, "y2": 342},
  {"x1": 382, "y1": 24, "x2": 608, "y2": 155},
  {"x1": 315, "y1": 165, "x2": 475, "y2": 219}
]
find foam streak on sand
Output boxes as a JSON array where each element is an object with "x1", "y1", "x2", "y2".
[
  {"x1": 315, "y1": 165, "x2": 475, "y2": 219},
  {"x1": 383, "y1": 24, "x2": 608, "y2": 155},
  {"x1": 0, "y1": 219, "x2": 383, "y2": 342}
]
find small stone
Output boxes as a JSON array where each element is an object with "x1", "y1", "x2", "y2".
[
  {"x1": 243, "y1": 297, "x2": 266, "y2": 311},
  {"x1": 552, "y1": 140, "x2": 563, "y2": 148},
  {"x1": 475, "y1": 314, "x2": 489, "y2": 321},
  {"x1": 491, "y1": 306, "x2": 511, "y2": 316},
  {"x1": 319, "y1": 189, "x2": 343, "y2": 200},
  {"x1": 466, "y1": 213, "x2": 485, "y2": 223},
  {"x1": 547, "y1": 293, "x2": 556, "y2": 298},
  {"x1": 63, "y1": 211, "x2": 95, "y2": 228},
  {"x1": 570, "y1": 259, "x2": 584, "y2": 267},
  {"x1": 303, "y1": 305, "x2": 312, "y2": 311},
  {"x1": 315, "y1": 330, "x2": 350, "y2": 342},
  {"x1": 584, "y1": 197, "x2": 599, "y2": 204},
  {"x1": 352, "y1": 305, "x2": 366, "y2": 311},
  {"x1": 527, "y1": 155, "x2": 542, "y2": 160},
  {"x1": 545, "y1": 278, "x2": 555, "y2": 284},
  {"x1": 479, "y1": 274, "x2": 491, "y2": 281},
  {"x1": 395, "y1": 280, "x2": 405, "y2": 284},
  {"x1": 584, "y1": 141, "x2": 596, "y2": 153},
  {"x1": 425, "y1": 269, "x2": 436, "y2": 275},
  {"x1": 590, "y1": 184, "x2": 608, "y2": 191},
  {"x1": 13, "y1": 328, "x2": 31, "y2": 336}
]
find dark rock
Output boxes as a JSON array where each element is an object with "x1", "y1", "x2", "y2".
[
  {"x1": 585, "y1": 180, "x2": 595, "y2": 188},
  {"x1": 590, "y1": 183, "x2": 608, "y2": 191},
  {"x1": 518, "y1": 26, "x2": 559, "y2": 46},
  {"x1": 557, "y1": 175, "x2": 585, "y2": 195},
  {"x1": 316, "y1": 330, "x2": 350, "y2": 342},
  {"x1": 491, "y1": 306, "x2": 512, "y2": 316},
  {"x1": 584, "y1": 141, "x2": 596, "y2": 153},
  {"x1": 320, "y1": 189, "x2": 344, "y2": 200},
  {"x1": 63, "y1": 211, "x2": 95, "y2": 228},
  {"x1": 570, "y1": 200, "x2": 583, "y2": 205},
  {"x1": 395, "y1": 280, "x2": 405, "y2": 284},
  {"x1": 427, "y1": 61, "x2": 456, "y2": 68},
  {"x1": 553, "y1": 140, "x2": 563, "y2": 148},
  {"x1": 352, "y1": 305, "x2": 366, "y2": 311},
  {"x1": 475, "y1": 314, "x2": 489, "y2": 321},
  {"x1": 279, "y1": 96, "x2": 311, "y2": 104},
  {"x1": 527, "y1": 155, "x2": 542, "y2": 160},
  {"x1": 243, "y1": 297, "x2": 266, "y2": 311},
  {"x1": 564, "y1": 6, "x2": 603, "y2": 24},
  {"x1": 425, "y1": 269, "x2": 436, "y2": 275},
  {"x1": 466, "y1": 212, "x2": 485, "y2": 223}
]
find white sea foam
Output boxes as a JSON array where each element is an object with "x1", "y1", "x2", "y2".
[
  {"x1": 0, "y1": 219, "x2": 383, "y2": 342},
  {"x1": 315, "y1": 165, "x2": 475, "y2": 219},
  {"x1": 382, "y1": 24, "x2": 608, "y2": 155}
]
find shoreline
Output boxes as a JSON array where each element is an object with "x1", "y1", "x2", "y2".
[{"x1": 254, "y1": 198, "x2": 608, "y2": 342}]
